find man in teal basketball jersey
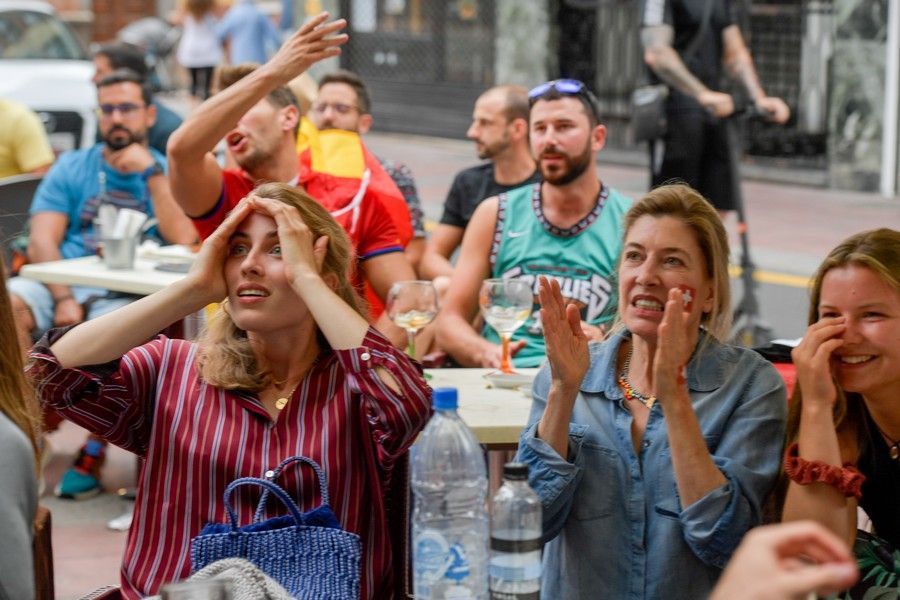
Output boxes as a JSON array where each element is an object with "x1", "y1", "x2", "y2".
[{"x1": 436, "y1": 79, "x2": 632, "y2": 369}]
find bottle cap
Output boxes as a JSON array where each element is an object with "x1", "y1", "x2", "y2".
[
  {"x1": 503, "y1": 462, "x2": 529, "y2": 480},
  {"x1": 432, "y1": 387, "x2": 458, "y2": 410}
]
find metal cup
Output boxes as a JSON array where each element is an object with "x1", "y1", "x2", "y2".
[{"x1": 100, "y1": 237, "x2": 137, "y2": 270}]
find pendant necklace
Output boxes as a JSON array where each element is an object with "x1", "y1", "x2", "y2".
[
  {"x1": 617, "y1": 346, "x2": 656, "y2": 409},
  {"x1": 873, "y1": 420, "x2": 900, "y2": 461},
  {"x1": 274, "y1": 381, "x2": 299, "y2": 411}
]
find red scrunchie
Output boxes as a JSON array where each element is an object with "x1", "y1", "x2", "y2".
[{"x1": 783, "y1": 443, "x2": 865, "y2": 500}]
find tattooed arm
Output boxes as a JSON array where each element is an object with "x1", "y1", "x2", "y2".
[
  {"x1": 721, "y1": 25, "x2": 790, "y2": 123},
  {"x1": 641, "y1": 24, "x2": 734, "y2": 118}
]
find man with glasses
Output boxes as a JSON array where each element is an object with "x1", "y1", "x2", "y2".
[
  {"x1": 91, "y1": 42, "x2": 183, "y2": 154},
  {"x1": 167, "y1": 16, "x2": 413, "y2": 348},
  {"x1": 7, "y1": 69, "x2": 197, "y2": 499},
  {"x1": 311, "y1": 69, "x2": 425, "y2": 273},
  {"x1": 437, "y1": 79, "x2": 632, "y2": 369}
]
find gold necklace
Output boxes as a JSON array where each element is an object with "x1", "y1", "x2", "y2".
[
  {"x1": 617, "y1": 346, "x2": 656, "y2": 409},
  {"x1": 274, "y1": 381, "x2": 300, "y2": 411}
]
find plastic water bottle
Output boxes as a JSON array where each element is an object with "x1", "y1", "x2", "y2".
[
  {"x1": 411, "y1": 387, "x2": 488, "y2": 599},
  {"x1": 489, "y1": 463, "x2": 542, "y2": 600}
]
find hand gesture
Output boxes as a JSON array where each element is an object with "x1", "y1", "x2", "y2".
[
  {"x1": 653, "y1": 287, "x2": 694, "y2": 399},
  {"x1": 710, "y1": 521, "x2": 857, "y2": 600},
  {"x1": 246, "y1": 196, "x2": 327, "y2": 289},
  {"x1": 105, "y1": 144, "x2": 156, "y2": 174},
  {"x1": 539, "y1": 276, "x2": 589, "y2": 391},
  {"x1": 755, "y1": 96, "x2": 791, "y2": 125},
  {"x1": 184, "y1": 199, "x2": 254, "y2": 304},
  {"x1": 791, "y1": 317, "x2": 844, "y2": 409},
  {"x1": 262, "y1": 12, "x2": 348, "y2": 87}
]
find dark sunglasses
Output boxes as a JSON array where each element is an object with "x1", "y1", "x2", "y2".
[{"x1": 528, "y1": 79, "x2": 600, "y2": 122}]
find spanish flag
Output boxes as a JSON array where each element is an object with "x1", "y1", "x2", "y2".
[{"x1": 297, "y1": 118, "x2": 412, "y2": 317}]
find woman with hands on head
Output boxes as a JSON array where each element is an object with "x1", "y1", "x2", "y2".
[
  {"x1": 27, "y1": 183, "x2": 431, "y2": 599},
  {"x1": 781, "y1": 228, "x2": 900, "y2": 587},
  {"x1": 516, "y1": 184, "x2": 787, "y2": 599}
]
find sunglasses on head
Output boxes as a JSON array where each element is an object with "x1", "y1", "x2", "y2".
[{"x1": 527, "y1": 79, "x2": 600, "y2": 121}]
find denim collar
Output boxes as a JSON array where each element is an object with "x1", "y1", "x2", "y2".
[{"x1": 580, "y1": 328, "x2": 727, "y2": 397}]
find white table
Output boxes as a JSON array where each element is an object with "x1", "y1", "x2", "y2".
[
  {"x1": 18, "y1": 255, "x2": 184, "y2": 296},
  {"x1": 424, "y1": 368, "x2": 538, "y2": 447}
]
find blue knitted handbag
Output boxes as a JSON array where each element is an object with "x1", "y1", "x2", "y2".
[{"x1": 189, "y1": 456, "x2": 361, "y2": 600}]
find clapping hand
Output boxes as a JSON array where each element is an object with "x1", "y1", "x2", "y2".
[
  {"x1": 654, "y1": 286, "x2": 695, "y2": 399},
  {"x1": 539, "y1": 276, "x2": 589, "y2": 391}
]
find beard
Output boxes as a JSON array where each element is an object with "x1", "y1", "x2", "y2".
[
  {"x1": 475, "y1": 133, "x2": 510, "y2": 160},
  {"x1": 103, "y1": 125, "x2": 144, "y2": 151},
  {"x1": 538, "y1": 139, "x2": 593, "y2": 186}
]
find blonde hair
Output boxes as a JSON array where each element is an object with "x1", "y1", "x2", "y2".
[
  {"x1": 617, "y1": 183, "x2": 732, "y2": 341},
  {"x1": 195, "y1": 183, "x2": 365, "y2": 391},
  {"x1": 785, "y1": 228, "x2": 900, "y2": 453},
  {"x1": 0, "y1": 262, "x2": 41, "y2": 470}
]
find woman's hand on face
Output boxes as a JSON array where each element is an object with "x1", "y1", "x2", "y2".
[
  {"x1": 186, "y1": 199, "x2": 253, "y2": 304},
  {"x1": 247, "y1": 196, "x2": 327, "y2": 287},
  {"x1": 539, "y1": 276, "x2": 589, "y2": 391},
  {"x1": 654, "y1": 287, "x2": 694, "y2": 397},
  {"x1": 791, "y1": 317, "x2": 845, "y2": 408}
]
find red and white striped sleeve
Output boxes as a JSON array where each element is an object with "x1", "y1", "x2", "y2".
[{"x1": 334, "y1": 326, "x2": 432, "y2": 464}]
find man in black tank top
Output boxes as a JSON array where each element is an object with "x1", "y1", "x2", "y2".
[{"x1": 420, "y1": 85, "x2": 539, "y2": 283}]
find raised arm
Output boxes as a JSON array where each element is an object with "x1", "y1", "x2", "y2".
[
  {"x1": 641, "y1": 24, "x2": 734, "y2": 118},
  {"x1": 48, "y1": 201, "x2": 254, "y2": 367},
  {"x1": 721, "y1": 25, "x2": 790, "y2": 124},
  {"x1": 167, "y1": 13, "x2": 347, "y2": 216}
]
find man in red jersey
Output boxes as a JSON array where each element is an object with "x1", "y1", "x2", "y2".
[{"x1": 167, "y1": 14, "x2": 411, "y2": 346}]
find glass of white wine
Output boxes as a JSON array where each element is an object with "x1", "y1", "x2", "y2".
[
  {"x1": 479, "y1": 278, "x2": 533, "y2": 374},
  {"x1": 386, "y1": 280, "x2": 439, "y2": 358}
]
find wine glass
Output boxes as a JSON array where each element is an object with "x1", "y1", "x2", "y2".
[
  {"x1": 479, "y1": 278, "x2": 533, "y2": 374},
  {"x1": 386, "y1": 280, "x2": 439, "y2": 358}
]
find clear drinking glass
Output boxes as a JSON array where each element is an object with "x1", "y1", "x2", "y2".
[
  {"x1": 479, "y1": 278, "x2": 533, "y2": 374},
  {"x1": 386, "y1": 280, "x2": 439, "y2": 358}
]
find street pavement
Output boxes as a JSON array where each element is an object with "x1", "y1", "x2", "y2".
[{"x1": 45, "y1": 124, "x2": 898, "y2": 599}]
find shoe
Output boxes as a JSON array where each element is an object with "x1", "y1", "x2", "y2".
[{"x1": 55, "y1": 438, "x2": 105, "y2": 500}]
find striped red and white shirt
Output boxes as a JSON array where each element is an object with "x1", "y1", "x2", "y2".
[{"x1": 29, "y1": 327, "x2": 432, "y2": 599}]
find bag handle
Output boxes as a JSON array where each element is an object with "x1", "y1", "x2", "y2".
[
  {"x1": 253, "y1": 456, "x2": 331, "y2": 523},
  {"x1": 223, "y1": 477, "x2": 307, "y2": 530}
]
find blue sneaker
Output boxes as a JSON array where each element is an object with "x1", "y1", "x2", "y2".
[{"x1": 54, "y1": 439, "x2": 104, "y2": 499}]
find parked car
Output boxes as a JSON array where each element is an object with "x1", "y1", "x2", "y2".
[{"x1": 0, "y1": 1, "x2": 97, "y2": 154}]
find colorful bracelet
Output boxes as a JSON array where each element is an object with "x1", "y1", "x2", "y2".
[{"x1": 783, "y1": 443, "x2": 865, "y2": 500}]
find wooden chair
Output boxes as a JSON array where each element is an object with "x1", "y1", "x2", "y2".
[
  {"x1": 33, "y1": 505, "x2": 54, "y2": 600},
  {"x1": 0, "y1": 173, "x2": 43, "y2": 270}
]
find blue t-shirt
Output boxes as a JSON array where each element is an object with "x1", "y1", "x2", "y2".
[
  {"x1": 29, "y1": 144, "x2": 166, "y2": 259},
  {"x1": 216, "y1": 0, "x2": 281, "y2": 64}
]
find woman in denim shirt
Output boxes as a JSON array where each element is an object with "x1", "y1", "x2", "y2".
[{"x1": 517, "y1": 184, "x2": 787, "y2": 599}]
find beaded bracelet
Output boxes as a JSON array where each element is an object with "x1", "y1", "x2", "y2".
[{"x1": 783, "y1": 443, "x2": 865, "y2": 500}]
